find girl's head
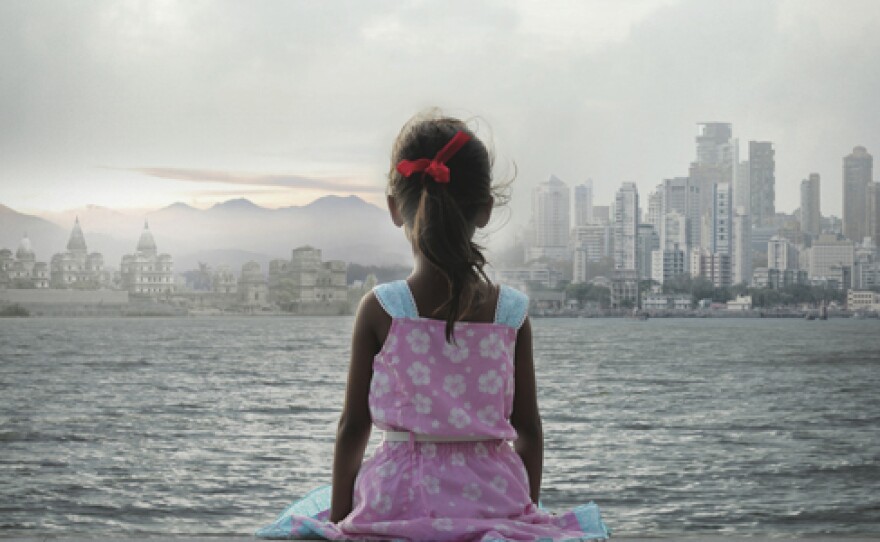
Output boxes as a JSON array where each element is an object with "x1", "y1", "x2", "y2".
[{"x1": 387, "y1": 113, "x2": 502, "y2": 340}]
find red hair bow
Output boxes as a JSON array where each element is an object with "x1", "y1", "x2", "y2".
[{"x1": 395, "y1": 131, "x2": 472, "y2": 184}]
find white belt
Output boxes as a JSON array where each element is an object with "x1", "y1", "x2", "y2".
[{"x1": 383, "y1": 431, "x2": 493, "y2": 443}]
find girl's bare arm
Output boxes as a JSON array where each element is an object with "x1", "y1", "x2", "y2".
[
  {"x1": 329, "y1": 293, "x2": 386, "y2": 522},
  {"x1": 509, "y1": 317, "x2": 543, "y2": 504}
]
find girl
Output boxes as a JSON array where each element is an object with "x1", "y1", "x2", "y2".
[{"x1": 257, "y1": 113, "x2": 608, "y2": 541}]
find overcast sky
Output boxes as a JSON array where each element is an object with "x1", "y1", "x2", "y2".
[{"x1": 1, "y1": 0, "x2": 878, "y2": 224}]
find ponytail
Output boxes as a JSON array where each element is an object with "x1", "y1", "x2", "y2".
[{"x1": 411, "y1": 180, "x2": 490, "y2": 342}]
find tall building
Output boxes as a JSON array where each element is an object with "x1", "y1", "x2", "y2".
[
  {"x1": 732, "y1": 207, "x2": 752, "y2": 285},
  {"x1": 869, "y1": 182, "x2": 880, "y2": 245},
  {"x1": 768, "y1": 235, "x2": 798, "y2": 271},
  {"x1": 734, "y1": 159, "x2": 750, "y2": 211},
  {"x1": 704, "y1": 182, "x2": 732, "y2": 257},
  {"x1": 691, "y1": 123, "x2": 736, "y2": 248},
  {"x1": 573, "y1": 180, "x2": 593, "y2": 227},
  {"x1": 800, "y1": 173, "x2": 821, "y2": 238},
  {"x1": 120, "y1": 221, "x2": 174, "y2": 296},
  {"x1": 660, "y1": 177, "x2": 699, "y2": 250},
  {"x1": 528, "y1": 175, "x2": 571, "y2": 261},
  {"x1": 749, "y1": 141, "x2": 776, "y2": 227},
  {"x1": 637, "y1": 224, "x2": 659, "y2": 283},
  {"x1": 843, "y1": 146, "x2": 873, "y2": 243},
  {"x1": 613, "y1": 183, "x2": 639, "y2": 273},
  {"x1": 646, "y1": 188, "x2": 663, "y2": 233}
]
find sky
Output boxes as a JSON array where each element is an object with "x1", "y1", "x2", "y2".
[{"x1": 1, "y1": 0, "x2": 878, "y2": 225}]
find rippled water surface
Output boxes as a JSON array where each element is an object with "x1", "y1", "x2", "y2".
[{"x1": 1, "y1": 317, "x2": 878, "y2": 536}]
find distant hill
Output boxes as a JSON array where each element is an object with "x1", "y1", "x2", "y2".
[
  {"x1": 0, "y1": 205, "x2": 68, "y2": 259},
  {"x1": 13, "y1": 196, "x2": 411, "y2": 271}
]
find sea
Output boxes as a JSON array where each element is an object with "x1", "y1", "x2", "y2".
[{"x1": 1, "y1": 316, "x2": 878, "y2": 537}]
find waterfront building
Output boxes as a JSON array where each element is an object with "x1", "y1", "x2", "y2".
[
  {"x1": 50, "y1": 218, "x2": 107, "y2": 289},
  {"x1": 853, "y1": 239, "x2": 880, "y2": 290},
  {"x1": 847, "y1": 290, "x2": 880, "y2": 311},
  {"x1": 643, "y1": 293, "x2": 692, "y2": 311},
  {"x1": 238, "y1": 261, "x2": 269, "y2": 310},
  {"x1": 843, "y1": 146, "x2": 873, "y2": 243},
  {"x1": 703, "y1": 182, "x2": 732, "y2": 257},
  {"x1": 727, "y1": 295, "x2": 752, "y2": 311},
  {"x1": 573, "y1": 180, "x2": 593, "y2": 227},
  {"x1": 268, "y1": 246, "x2": 347, "y2": 311},
  {"x1": 808, "y1": 233, "x2": 855, "y2": 282},
  {"x1": 493, "y1": 263, "x2": 563, "y2": 291},
  {"x1": 768, "y1": 236, "x2": 798, "y2": 271},
  {"x1": 651, "y1": 246, "x2": 686, "y2": 285},
  {"x1": 0, "y1": 235, "x2": 49, "y2": 289},
  {"x1": 613, "y1": 183, "x2": 639, "y2": 273},
  {"x1": 571, "y1": 224, "x2": 611, "y2": 284},
  {"x1": 610, "y1": 269, "x2": 639, "y2": 308},
  {"x1": 119, "y1": 221, "x2": 174, "y2": 297},
  {"x1": 691, "y1": 249, "x2": 732, "y2": 288},
  {"x1": 732, "y1": 207, "x2": 751, "y2": 285},
  {"x1": 213, "y1": 265, "x2": 237, "y2": 294},
  {"x1": 660, "y1": 211, "x2": 688, "y2": 253},
  {"x1": 527, "y1": 175, "x2": 571, "y2": 261},
  {"x1": 749, "y1": 141, "x2": 776, "y2": 227},
  {"x1": 661, "y1": 177, "x2": 700, "y2": 252},
  {"x1": 800, "y1": 173, "x2": 821, "y2": 238}
]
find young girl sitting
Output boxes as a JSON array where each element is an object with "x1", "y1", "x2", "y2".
[{"x1": 257, "y1": 113, "x2": 608, "y2": 541}]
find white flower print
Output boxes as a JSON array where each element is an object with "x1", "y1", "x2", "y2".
[
  {"x1": 490, "y1": 475, "x2": 508, "y2": 493},
  {"x1": 448, "y1": 408, "x2": 471, "y2": 429},
  {"x1": 442, "y1": 340, "x2": 469, "y2": 363},
  {"x1": 422, "y1": 475, "x2": 440, "y2": 494},
  {"x1": 376, "y1": 461, "x2": 398, "y2": 478},
  {"x1": 478, "y1": 369, "x2": 503, "y2": 394},
  {"x1": 370, "y1": 372, "x2": 391, "y2": 397},
  {"x1": 385, "y1": 333, "x2": 398, "y2": 353},
  {"x1": 372, "y1": 407, "x2": 386, "y2": 423},
  {"x1": 371, "y1": 493, "x2": 392, "y2": 514},
  {"x1": 406, "y1": 328, "x2": 431, "y2": 354},
  {"x1": 432, "y1": 518, "x2": 454, "y2": 531},
  {"x1": 413, "y1": 393, "x2": 432, "y2": 414},
  {"x1": 479, "y1": 333, "x2": 505, "y2": 359},
  {"x1": 443, "y1": 374, "x2": 466, "y2": 398},
  {"x1": 450, "y1": 452, "x2": 466, "y2": 467},
  {"x1": 389, "y1": 355, "x2": 401, "y2": 365},
  {"x1": 474, "y1": 442, "x2": 489, "y2": 458},
  {"x1": 407, "y1": 361, "x2": 430, "y2": 386},
  {"x1": 477, "y1": 405, "x2": 501, "y2": 427},
  {"x1": 462, "y1": 482, "x2": 481, "y2": 501},
  {"x1": 420, "y1": 442, "x2": 437, "y2": 458}
]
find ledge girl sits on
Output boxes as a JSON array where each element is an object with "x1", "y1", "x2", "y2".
[{"x1": 257, "y1": 113, "x2": 608, "y2": 541}]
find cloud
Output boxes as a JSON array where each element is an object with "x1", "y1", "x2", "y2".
[{"x1": 124, "y1": 167, "x2": 385, "y2": 194}]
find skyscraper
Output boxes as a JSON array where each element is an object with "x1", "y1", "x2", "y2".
[
  {"x1": 732, "y1": 206, "x2": 751, "y2": 285},
  {"x1": 613, "y1": 183, "x2": 639, "y2": 272},
  {"x1": 843, "y1": 146, "x2": 873, "y2": 243},
  {"x1": 749, "y1": 141, "x2": 775, "y2": 227},
  {"x1": 800, "y1": 173, "x2": 821, "y2": 238},
  {"x1": 528, "y1": 175, "x2": 571, "y2": 261},
  {"x1": 691, "y1": 123, "x2": 736, "y2": 248},
  {"x1": 869, "y1": 182, "x2": 880, "y2": 245},
  {"x1": 573, "y1": 180, "x2": 593, "y2": 227}
]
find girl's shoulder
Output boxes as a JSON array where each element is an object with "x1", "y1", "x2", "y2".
[{"x1": 372, "y1": 280, "x2": 529, "y2": 330}]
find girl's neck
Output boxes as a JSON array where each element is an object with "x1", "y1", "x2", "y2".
[{"x1": 406, "y1": 253, "x2": 496, "y2": 322}]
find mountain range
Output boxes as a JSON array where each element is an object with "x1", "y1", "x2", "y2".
[{"x1": 0, "y1": 196, "x2": 411, "y2": 271}]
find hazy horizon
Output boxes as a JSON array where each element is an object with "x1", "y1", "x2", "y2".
[{"x1": 2, "y1": 1, "x2": 879, "y2": 223}]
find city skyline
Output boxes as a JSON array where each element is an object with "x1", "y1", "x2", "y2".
[{"x1": 1, "y1": 1, "x2": 879, "y2": 221}]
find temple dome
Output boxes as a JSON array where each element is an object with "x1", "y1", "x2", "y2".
[
  {"x1": 67, "y1": 218, "x2": 87, "y2": 253},
  {"x1": 137, "y1": 221, "x2": 158, "y2": 255}
]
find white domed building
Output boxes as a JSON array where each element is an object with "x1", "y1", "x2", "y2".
[
  {"x1": 0, "y1": 234, "x2": 49, "y2": 289},
  {"x1": 120, "y1": 221, "x2": 174, "y2": 297},
  {"x1": 49, "y1": 219, "x2": 104, "y2": 288}
]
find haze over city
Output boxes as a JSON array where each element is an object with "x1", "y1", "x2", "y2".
[{"x1": 2, "y1": 0, "x2": 879, "y2": 224}]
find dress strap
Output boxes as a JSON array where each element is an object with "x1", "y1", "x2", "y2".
[
  {"x1": 494, "y1": 285, "x2": 529, "y2": 330},
  {"x1": 373, "y1": 280, "x2": 419, "y2": 319}
]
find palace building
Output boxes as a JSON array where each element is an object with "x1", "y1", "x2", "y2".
[
  {"x1": 50, "y1": 218, "x2": 105, "y2": 288},
  {"x1": 120, "y1": 221, "x2": 174, "y2": 297}
]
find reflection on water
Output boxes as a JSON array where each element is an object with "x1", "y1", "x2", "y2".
[{"x1": 1, "y1": 317, "x2": 878, "y2": 536}]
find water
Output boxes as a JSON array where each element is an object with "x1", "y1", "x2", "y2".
[{"x1": 1, "y1": 317, "x2": 878, "y2": 537}]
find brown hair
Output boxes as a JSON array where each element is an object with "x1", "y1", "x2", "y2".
[{"x1": 389, "y1": 114, "x2": 501, "y2": 341}]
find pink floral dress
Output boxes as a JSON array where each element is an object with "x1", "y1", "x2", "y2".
[{"x1": 256, "y1": 281, "x2": 608, "y2": 541}]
